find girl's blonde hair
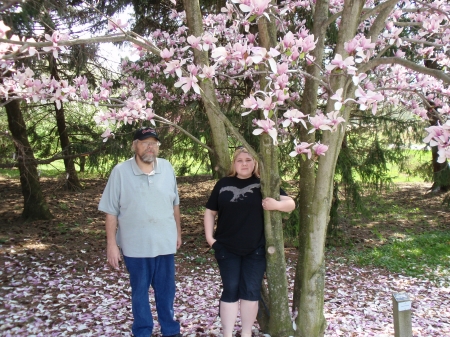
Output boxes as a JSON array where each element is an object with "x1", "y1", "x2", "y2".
[{"x1": 228, "y1": 147, "x2": 260, "y2": 177}]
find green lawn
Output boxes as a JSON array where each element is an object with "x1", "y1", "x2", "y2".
[{"x1": 345, "y1": 232, "x2": 450, "y2": 284}]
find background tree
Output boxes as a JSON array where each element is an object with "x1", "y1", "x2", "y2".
[{"x1": 4, "y1": 99, "x2": 53, "y2": 220}]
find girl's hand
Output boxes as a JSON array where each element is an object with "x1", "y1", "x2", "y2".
[{"x1": 262, "y1": 197, "x2": 278, "y2": 211}]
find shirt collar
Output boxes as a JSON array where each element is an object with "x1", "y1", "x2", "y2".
[{"x1": 130, "y1": 156, "x2": 160, "y2": 175}]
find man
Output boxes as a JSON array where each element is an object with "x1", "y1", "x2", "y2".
[{"x1": 98, "y1": 127, "x2": 182, "y2": 337}]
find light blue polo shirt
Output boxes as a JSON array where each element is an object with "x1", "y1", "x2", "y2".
[{"x1": 98, "y1": 156, "x2": 179, "y2": 258}]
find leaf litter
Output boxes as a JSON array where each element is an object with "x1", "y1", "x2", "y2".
[{"x1": 0, "y1": 177, "x2": 449, "y2": 336}]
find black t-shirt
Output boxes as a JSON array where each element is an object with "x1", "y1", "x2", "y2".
[{"x1": 205, "y1": 176, "x2": 287, "y2": 255}]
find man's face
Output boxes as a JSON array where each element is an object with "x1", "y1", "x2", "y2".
[{"x1": 135, "y1": 137, "x2": 160, "y2": 164}]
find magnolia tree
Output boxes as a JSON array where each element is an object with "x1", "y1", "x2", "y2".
[{"x1": 1, "y1": 0, "x2": 450, "y2": 335}]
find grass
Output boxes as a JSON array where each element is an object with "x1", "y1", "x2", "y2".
[
  {"x1": 0, "y1": 161, "x2": 105, "y2": 180},
  {"x1": 348, "y1": 191, "x2": 440, "y2": 227},
  {"x1": 345, "y1": 232, "x2": 450, "y2": 284}
]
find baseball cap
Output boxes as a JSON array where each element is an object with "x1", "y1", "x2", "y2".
[{"x1": 133, "y1": 127, "x2": 160, "y2": 141}]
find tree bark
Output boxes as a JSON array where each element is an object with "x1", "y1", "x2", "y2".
[
  {"x1": 49, "y1": 55, "x2": 82, "y2": 191},
  {"x1": 295, "y1": 0, "x2": 365, "y2": 335},
  {"x1": 258, "y1": 10, "x2": 294, "y2": 336},
  {"x1": 183, "y1": 0, "x2": 231, "y2": 178},
  {"x1": 430, "y1": 145, "x2": 450, "y2": 192},
  {"x1": 293, "y1": 0, "x2": 330, "y2": 326},
  {"x1": 5, "y1": 99, "x2": 53, "y2": 221},
  {"x1": 424, "y1": 59, "x2": 450, "y2": 192}
]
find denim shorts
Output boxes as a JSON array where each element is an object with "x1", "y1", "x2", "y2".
[{"x1": 214, "y1": 244, "x2": 266, "y2": 302}]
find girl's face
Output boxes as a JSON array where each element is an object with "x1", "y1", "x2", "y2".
[{"x1": 234, "y1": 152, "x2": 255, "y2": 179}]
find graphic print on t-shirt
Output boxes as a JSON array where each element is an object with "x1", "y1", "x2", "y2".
[{"x1": 219, "y1": 183, "x2": 261, "y2": 202}]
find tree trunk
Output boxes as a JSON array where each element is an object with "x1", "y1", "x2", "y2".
[
  {"x1": 258, "y1": 10, "x2": 294, "y2": 336},
  {"x1": 430, "y1": 142, "x2": 450, "y2": 192},
  {"x1": 79, "y1": 156, "x2": 86, "y2": 172},
  {"x1": 295, "y1": 0, "x2": 365, "y2": 335},
  {"x1": 49, "y1": 55, "x2": 82, "y2": 191},
  {"x1": 5, "y1": 99, "x2": 53, "y2": 221},
  {"x1": 424, "y1": 60, "x2": 450, "y2": 192},
  {"x1": 183, "y1": 0, "x2": 231, "y2": 178},
  {"x1": 259, "y1": 134, "x2": 294, "y2": 336},
  {"x1": 293, "y1": 0, "x2": 329, "y2": 323}
]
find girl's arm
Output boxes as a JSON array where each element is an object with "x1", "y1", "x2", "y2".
[
  {"x1": 204, "y1": 208, "x2": 218, "y2": 247},
  {"x1": 263, "y1": 195, "x2": 295, "y2": 212}
]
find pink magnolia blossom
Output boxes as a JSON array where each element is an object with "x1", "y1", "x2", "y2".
[
  {"x1": 276, "y1": 62, "x2": 289, "y2": 75},
  {"x1": 289, "y1": 140, "x2": 312, "y2": 159},
  {"x1": 241, "y1": 95, "x2": 258, "y2": 116},
  {"x1": 355, "y1": 86, "x2": 384, "y2": 115},
  {"x1": 174, "y1": 74, "x2": 201, "y2": 94},
  {"x1": 358, "y1": 36, "x2": 376, "y2": 50},
  {"x1": 423, "y1": 125, "x2": 445, "y2": 146},
  {"x1": 101, "y1": 79, "x2": 113, "y2": 89},
  {"x1": 275, "y1": 74, "x2": 289, "y2": 89},
  {"x1": 437, "y1": 146, "x2": 450, "y2": 163},
  {"x1": 309, "y1": 113, "x2": 332, "y2": 133},
  {"x1": 143, "y1": 108, "x2": 156, "y2": 125},
  {"x1": 326, "y1": 111, "x2": 346, "y2": 129},
  {"x1": 325, "y1": 54, "x2": 356, "y2": 74},
  {"x1": 344, "y1": 38, "x2": 359, "y2": 55},
  {"x1": 248, "y1": 47, "x2": 267, "y2": 64},
  {"x1": 50, "y1": 89, "x2": 68, "y2": 110},
  {"x1": 101, "y1": 128, "x2": 114, "y2": 142},
  {"x1": 42, "y1": 32, "x2": 67, "y2": 58},
  {"x1": 187, "y1": 35, "x2": 203, "y2": 51},
  {"x1": 211, "y1": 46, "x2": 228, "y2": 62},
  {"x1": 256, "y1": 95, "x2": 276, "y2": 118},
  {"x1": 107, "y1": 18, "x2": 128, "y2": 31},
  {"x1": 24, "y1": 37, "x2": 38, "y2": 56},
  {"x1": 298, "y1": 35, "x2": 316, "y2": 53},
  {"x1": 160, "y1": 48, "x2": 175, "y2": 60},
  {"x1": 268, "y1": 48, "x2": 280, "y2": 58},
  {"x1": 73, "y1": 76, "x2": 88, "y2": 88},
  {"x1": 0, "y1": 21, "x2": 10, "y2": 38},
  {"x1": 198, "y1": 65, "x2": 216, "y2": 80},
  {"x1": 313, "y1": 142, "x2": 329, "y2": 157},
  {"x1": 94, "y1": 111, "x2": 113, "y2": 126},
  {"x1": 282, "y1": 31, "x2": 296, "y2": 48},
  {"x1": 274, "y1": 89, "x2": 289, "y2": 105},
  {"x1": 221, "y1": 3, "x2": 235, "y2": 19},
  {"x1": 438, "y1": 105, "x2": 450, "y2": 116},
  {"x1": 306, "y1": 54, "x2": 316, "y2": 65},
  {"x1": 201, "y1": 33, "x2": 217, "y2": 51},
  {"x1": 231, "y1": 42, "x2": 248, "y2": 62},
  {"x1": 330, "y1": 88, "x2": 356, "y2": 110},
  {"x1": 164, "y1": 59, "x2": 185, "y2": 77},
  {"x1": 282, "y1": 109, "x2": 308, "y2": 128},
  {"x1": 145, "y1": 92, "x2": 154, "y2": 102},
  {"x1": 237, "y1": 0, "x2": 271, "y2": 16},
  {"x1": 252, "y1": 118, "x2": 278, "y2": 145}
]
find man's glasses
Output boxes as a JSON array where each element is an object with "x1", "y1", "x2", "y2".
[{"x1": 139, "y1": 141, "x2": 160, "y2": 148}]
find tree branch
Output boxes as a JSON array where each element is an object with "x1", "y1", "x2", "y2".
[
  {"x1": 0, "y1": 33, "x2": 161, "y2": 60},
  {"x1": 359, "y1": 57, "x2": 450, "y2": 84},
  {"x1": 153, "y1": 114, "x2": 214, "y2": 153}
]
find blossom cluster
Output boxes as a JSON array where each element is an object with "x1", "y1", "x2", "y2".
[{"x1": 1, "y1": 0, "x2": 450, "y2": 161}]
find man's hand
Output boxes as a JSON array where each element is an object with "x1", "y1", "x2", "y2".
[
  {"x1": 107, "y1": 244, "x2": 122, "y2": 269},
  {"x1": 105, "y1": 213, "x2": 121, "y2": 269}
]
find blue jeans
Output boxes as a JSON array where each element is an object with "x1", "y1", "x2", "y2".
[{"x1": 123, "y1": 254, "x2": 180, "y2": 337}]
